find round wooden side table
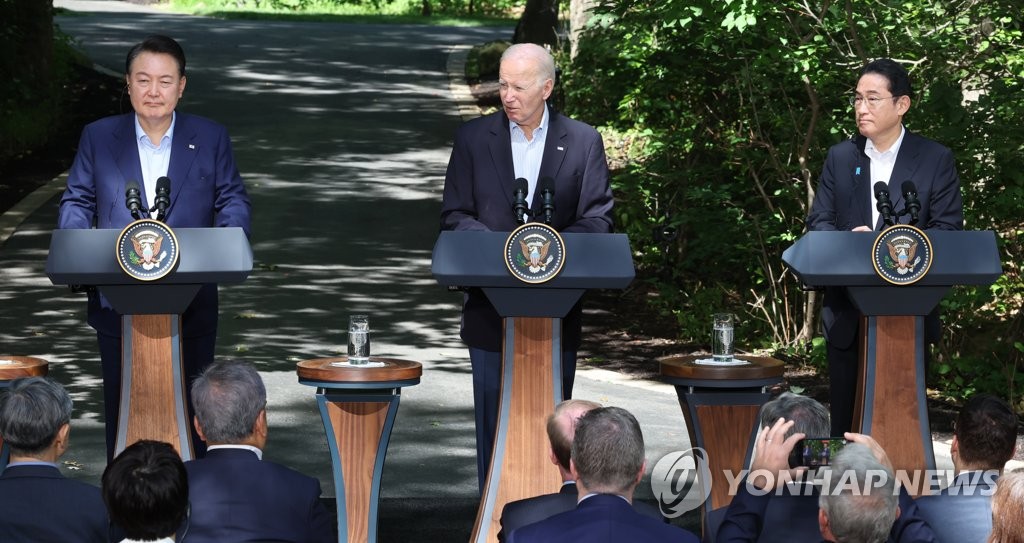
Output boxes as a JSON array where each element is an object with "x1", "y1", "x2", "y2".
[
  {"x1": 297, "y1": 357, "x2": 422, "y2": 543},
  {"x1": 660, "y1": 354, "x2": 784, "y2": 514}
]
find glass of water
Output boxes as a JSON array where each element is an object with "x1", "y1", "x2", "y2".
[
  {"x1": 347, "y1": 315, "x2": 371, "y2": 365},
  {"x1": 712, "y1": 313, "x2": 735, "y2": 361}
]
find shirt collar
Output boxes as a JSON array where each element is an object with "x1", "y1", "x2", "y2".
[
  {"x1": 865, "y1": 124, "x2": 905, "y2": 158},
  {"x1": 134, "y1": 111, "x2": 176, "y2": 148},
  {"x1": 508, "y1": 104, "x2": 549, "y2": 137},
  {"x1": 207, "y1": 444, "x2": 263, "y2": 460}
]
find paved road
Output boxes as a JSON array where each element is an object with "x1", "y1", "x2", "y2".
[{"x1": 0, "y1": 1, "x2": 704, "y2": 503}]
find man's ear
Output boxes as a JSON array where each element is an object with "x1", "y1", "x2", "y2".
[
  {"x1": 818, "y1": 508, "x2": 834, "y2": 541},
  {"x1": 193, "y1": 416, "x2": 207, "y2": 442},
  {"x1": 255, "y1": 409, "x2": 268, "y2": 437},
  {"x1": 569, "y1": 458, "x2": 579, "y2": 481},
  {"x1": 54, "y1": 422, "x2": 71, "y2": 452},
  {"x1": 548, "y1": 446, "x2": 558, "y2": 466},
  {"x1": 635, "y1": 459, "x2": 647, "y2": 485}
]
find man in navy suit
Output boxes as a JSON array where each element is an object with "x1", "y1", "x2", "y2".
[
  {"x1": 508, "y1": 406, "x2": 699, "y2": 542},
  {"x1": 184, "y1": 360, "x2": 335, "y2": 543},
  {"x1": 440, "y1": 42, "x2": 614, "y2": 491},
  {"x1": 916, "y1": 393, "x2": 1018, "y2": 542},
  {"x1": 806, "y1": 58, "x2": 963, "y2": 434},
  {"x1": 0, "y1": 377, "x2": 109, "y2": 542},
  {"x1": 57, "y1": 34, "x2": 252, "y2": 459}
]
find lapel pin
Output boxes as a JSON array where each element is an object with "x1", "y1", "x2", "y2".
[
  {"x1": 557, "y1": 146, "x2": 564, "y2": 151},
  {"x1": 188, "y1": 144, "x2": 195, "y2": 150}
]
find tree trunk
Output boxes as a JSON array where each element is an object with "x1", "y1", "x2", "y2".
[
  {"x1": 513, "y1": 0, "x2": 559, "y2": 47},
  {"x1": 568, "y1": 0, "x2": 598, "y2": 59},
  {"x1": 3, "y1": 0, "x2": 54, "y2": 91}
]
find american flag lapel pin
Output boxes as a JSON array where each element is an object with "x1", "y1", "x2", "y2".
[
  {"x1": 557, "y1": 146, "x2": 565, "y2": 151},
  {"x1": 188, "y1": 144, "x2": 195, "y2": 150}
]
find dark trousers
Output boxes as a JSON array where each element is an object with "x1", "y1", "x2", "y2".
[
  {"x1": 97, "y1": 330, "x2": 213, "y2": 461},
  {"x1": 468, "y1": 347, "x2": 577, "y2": 494},
  {"x1": 827, "y1": 339, "x2": 859, "y2": 436}
]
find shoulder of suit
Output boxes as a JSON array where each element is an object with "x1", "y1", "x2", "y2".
[{"x1": 174, "y1": 111, "x2": 229, "y2": 133}]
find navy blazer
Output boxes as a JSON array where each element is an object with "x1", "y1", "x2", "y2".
[
  {"x1": 717, "y1": 481, "x2": 937, "y2": 543},
  {"x1": 915, "y1": 471, "x2": 997, "y2": 543},
  {"x1": 806, "y1": 131, "x2": 963, "y2": 348},
  {"x1": 499, "y1": 482, "x2": 665, "y2": 542},
  {"x1": 0, "y1": 464, "x2": 109, "y2": 542},
  {"x1": 440, "y1": 107, "x2": 614, "y2": 350},
  {"x1": 58, "y1": 112, "x2": 252, "y2": 338},
  {"x1": 184, "y1": 448, "x2": 335, "y2": 543},
  {"x1": 507, "y1": 493, "x2": 698, "y2": 543}
]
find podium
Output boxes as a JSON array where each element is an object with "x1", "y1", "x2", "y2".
[
  {"x1": 783, "y1": 230, "x2": 1001, "y2": 477},
  {"x1": 432, "y1": 230, "x2": 634, "y2": 543},
  {"x1": 46, "y1": 227, "x2": 252, "y2": 460}
]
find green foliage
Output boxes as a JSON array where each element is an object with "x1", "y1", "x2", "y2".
[
  {"x1": 168, "y1": 0, "x2": 520, "y2": 22},
  {"x1": 564, "y1": 0, "x2": 1024, "y2": 402}
]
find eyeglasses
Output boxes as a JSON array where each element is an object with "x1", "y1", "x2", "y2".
[{"x1": 850, "y1": 95, "x2": 898, "y2": 109}]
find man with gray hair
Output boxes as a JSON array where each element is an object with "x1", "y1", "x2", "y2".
[
  {"x1": 818, "y1": 443, "x2": 899, "y2": 543},
  {"x1": 0, "y1": 376, "x2": 108, "y2": 542},
  {"x1": 508, "y1": 406, "x2": 698, "y2": 542},
  {"x1": 184, "y1": 360, "x2": 335, "y2": 542},
  {"x1": 440, "y1": 41, "x2": 614, "y2": 492}
]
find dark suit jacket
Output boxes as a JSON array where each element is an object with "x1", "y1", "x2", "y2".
[
  {"x1": 806, "y1": 131, "x2": 963, "y2": 348},
  {"x1": 58, "y1": 112, "x2": 252, "y2": 338},
  {"x1": 499, "y1": 482, "x2": 665, "y2": 541},
  {"x1": 507, "y1": 493, "x2": 698, "y2": 543},
  {"x1": 439, "y1": 107, "x2": 614, "y2": 351},
  {"x1": 717, "y1": 481, "x2": 937, "y2": 543},
  {"x1": 915, "y1": 471, "x2": 997, "y2": 543},
  {"x1": 184, "y1": 448, "x2": 335, "y2": 543},
  {"x1": 0, "y1": 464, "x2": 109, "y2": 542}
]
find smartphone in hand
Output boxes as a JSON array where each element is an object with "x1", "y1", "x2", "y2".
[{"x1": 788, "y1": 437, "x2": 849, "y2": 468}]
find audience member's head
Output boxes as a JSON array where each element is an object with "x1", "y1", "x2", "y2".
[
  {"x1": 0, "y1": 376, "x2": 73, "y2": 461},
  {"x1": 989, "y1": 471, "x2": 1024, "y2": 543},
  {"x1": 818, "y1": 443, "x2": 899, "y2": 543},
  {"x1": 102, "y1": 440, "x2": 188, "y2": 541},
  {"x1": 546, "y1": 399, "x2": 602, "y2": 475},
  {"x1": 570, "y1": 406, "x2": 645, "y2": 498},
  {"x1": 191, "y1": 359, "x2": 267, "y2": 447},
  {"x1": 952, "y1": 393, "x2": 1018, "y2": 473},
  {"x1": 760, "y1": 391, "x2": 831, "y2": 439}
]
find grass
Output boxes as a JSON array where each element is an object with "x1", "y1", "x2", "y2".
[{"x1": 167, "y1": 0, "x2": 516, "y2": 26}]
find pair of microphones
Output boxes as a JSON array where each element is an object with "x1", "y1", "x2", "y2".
[
  {"x1": 873, "y1": 180, "x2": 921, "y2": 227},
  {"x1": 512, "y1": 177, "x2": 555, "y2": 225},
  {"x1": 125, "y1": 177, "x2": 171, "y2": 222}
]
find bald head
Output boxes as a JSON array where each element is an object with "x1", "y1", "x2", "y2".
[{"x1": 547, "y1": 399, "x2": 601, "y2": 470}]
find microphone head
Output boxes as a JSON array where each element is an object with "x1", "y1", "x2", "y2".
[
  {"x1": 514, "y1": 177, "x2": 528, "y2": 193},
  {"x1": 901, "y1": 180, "x2": 917, "y2": 197},
  {"x1": 873, "y1": 181, "x2": 889, "y2": 198},
  {"x1": 126, "y1": 181, "x2": 140, "y2": 195},
  {"x1": 539, "y1": 176, "x2": 555, "y2": 194},
  {"x1": 156, "y1": 176, "x2": 171, "y2": 193}
]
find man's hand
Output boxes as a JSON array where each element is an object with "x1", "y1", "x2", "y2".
[
  {"x1": 852, "y1": 225, "x2": 872, "y2": 231},
  {"x1": 747, "y1": 418, "x2": 806, "y2": 491},
  {"x1": 844, "y1": 432, "x2": 894, "y2": 472}
]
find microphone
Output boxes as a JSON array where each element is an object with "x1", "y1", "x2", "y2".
[
  {"x1": 901, "y1": 180, "x2": 921, "y2": 226},
  {"x1": 512, "y1": 177, "x2": 529, "y2": 224},
  {"x1": 125, "y1": 181, "x2": 143, "y2": 220},
  {"x1": 152, "y1": 176, "x2": 171, "y2": 222},
  {"x1": 873, "y1": 181, "x2": 894, "y2": 228},
  {"x1": 539, "y1": 176, "x2": 555, "y2": 225}
]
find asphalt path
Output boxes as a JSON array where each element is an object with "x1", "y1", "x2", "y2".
[{"x1": 0, "y1": 1, "x2": 701, "y2": 505}]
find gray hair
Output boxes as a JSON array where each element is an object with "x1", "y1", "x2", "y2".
[
  {"x1": 500, "y1": 43, "x2": 556, "y2": 87},
  {"x1": 571, "y1": 406, "x2": 645, "y2": 494},
  {"x1": 0, "y1": 377, "x2": 73, "y2": 455},
  {"x1": 190, "y1": 360, "x2": 266, "y2": 443},
  {"x1": 759, "y1": 392, "x2": 831, "y2": 439},
  {"x1": 819, "y1": 443, "x2": 899, "y2": 543}
]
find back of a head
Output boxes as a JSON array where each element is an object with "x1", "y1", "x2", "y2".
[
  {"x1": 759, "y1": 392, "x2": 830, "y2": 439},
  {"x1": 989, "y1": 471, "x2": 1024, "y2": 543},
  {"x1": 102, "y1": 440, "x2": 188, "y2": 540},
  {"x1": 955, "y1": 393, "x2": 1018, "y2": 471},
  {"x1": 571, "y1": 406, "x2": 645, "y2": 495},
  {"x1": 0, "y1": 376, "x2": 72, "y2": 456},
  {"x1": 191, "y1": 359, "x2": 266, "y2": 443},
  {"x1": 819, "y1": 443, "x2": 898, "y2": 543},
  {"x1": 546, "y1": 399, "x2": 602, "y2": 471},
  {"x1": 859, "y1": 58, "x2": 913, "y2": 99}
]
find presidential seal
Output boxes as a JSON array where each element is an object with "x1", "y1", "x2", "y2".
[
  {"x1": 872, "y1": 224, "x2": 933, "y2": 285},
  {"x1": 505, "y1": 223, "x2": 566, "y2": 284},
  {"x1": 116, "y1": 219, "x2": 180, "y2": 281}
]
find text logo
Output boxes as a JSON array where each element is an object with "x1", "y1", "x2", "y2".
[{"x1": 650, "y1": 447, "x2": 711, "y2": 518}]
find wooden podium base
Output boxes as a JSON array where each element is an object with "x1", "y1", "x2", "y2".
[
  {"x1": 116, "y1": 314, "x2": 194, "y2": 459},
  {"x1": 472, "y1": 317, "x2": 563, "y2": 543},
  {"x1": 855, "y1": 315, "x2": 935, "y2": 491}
]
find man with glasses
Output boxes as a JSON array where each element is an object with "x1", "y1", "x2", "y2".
[{"x1": 806, "y1": 58, "x2": 964, "y2": 435}]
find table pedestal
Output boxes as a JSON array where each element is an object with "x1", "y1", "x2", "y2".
[
  {"x1": 0, "y1": 356, "x2": 49, "y2": 469},
  {"x1": 660, "y1": 355, "x2": 784, "y2": 514},
  {"x1": 298, "y1": 357, "x2": 422, "y2": 543}
]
